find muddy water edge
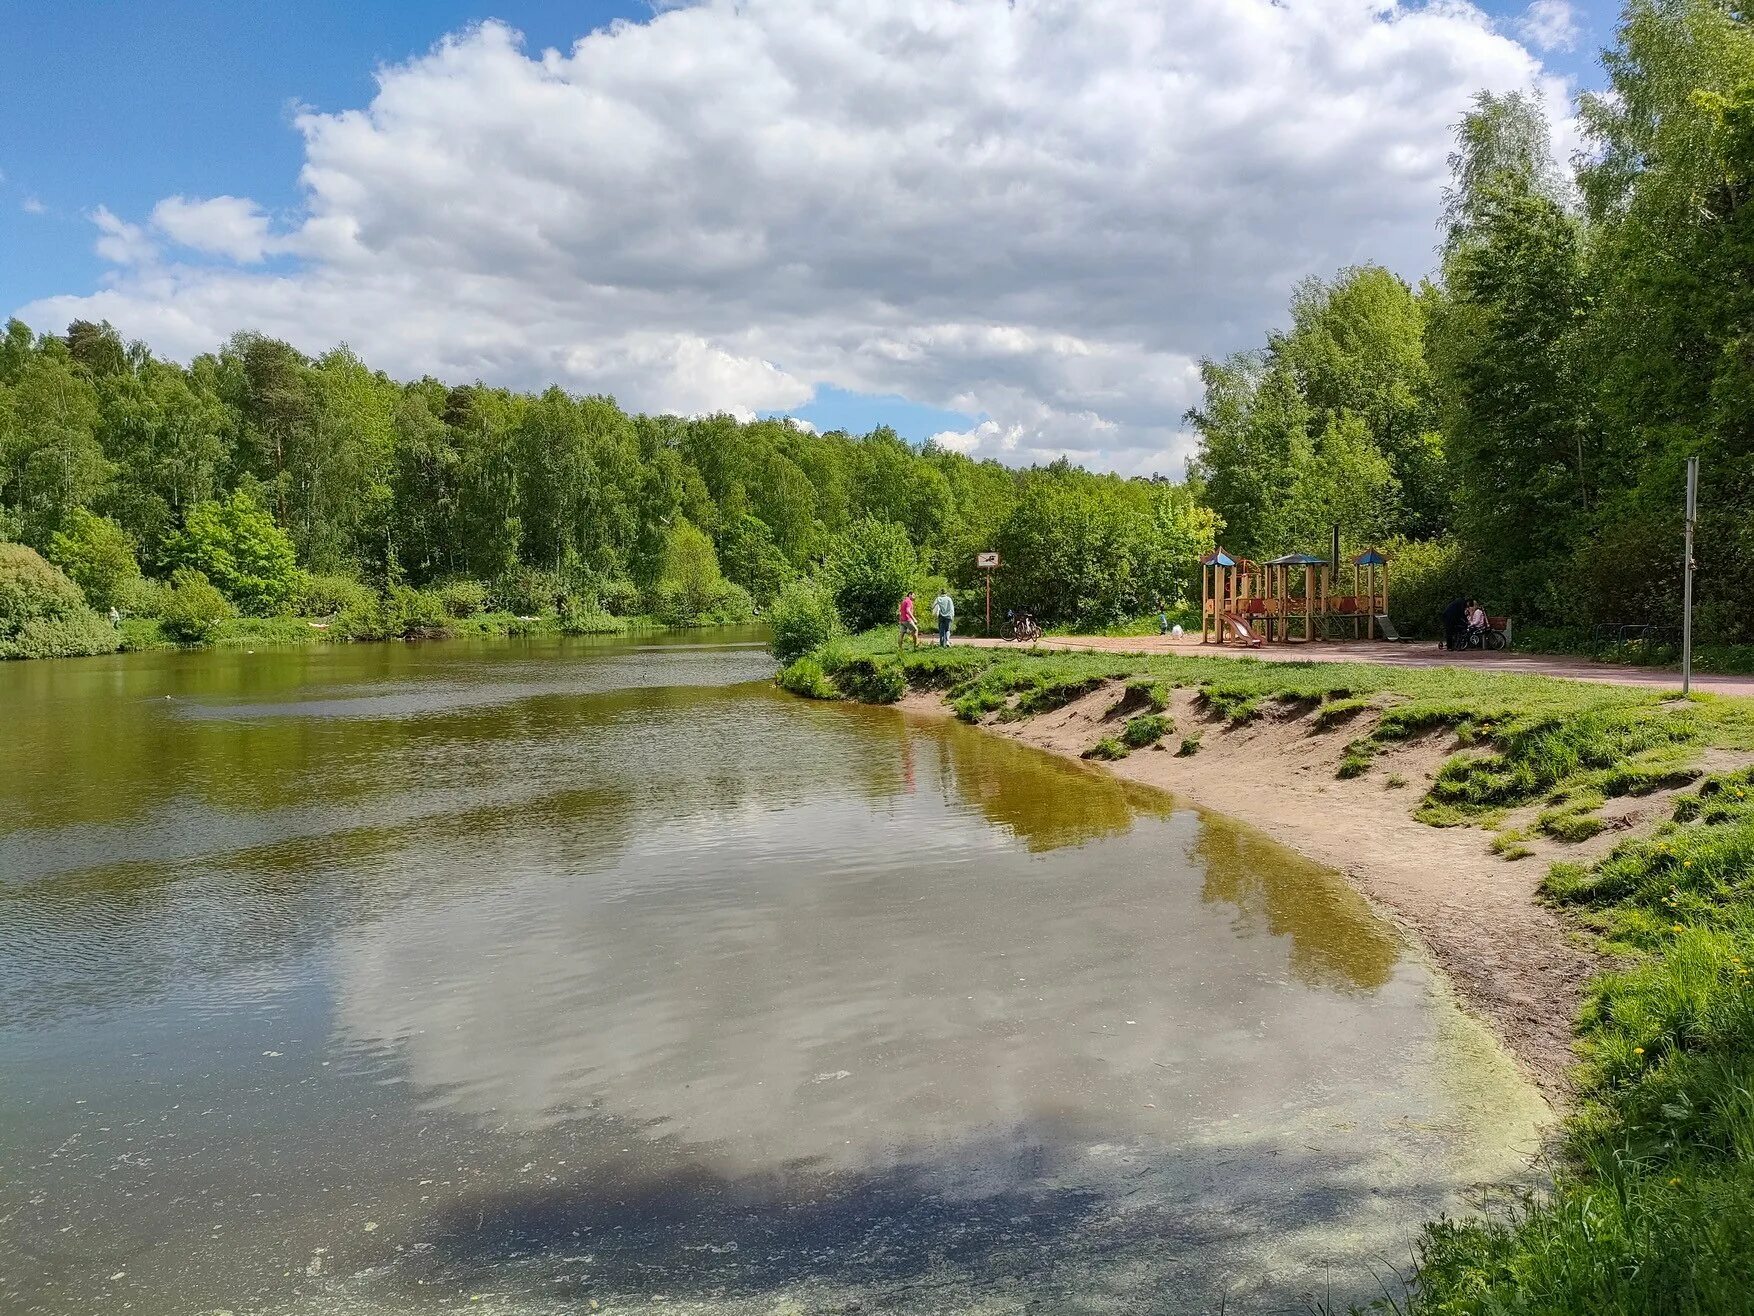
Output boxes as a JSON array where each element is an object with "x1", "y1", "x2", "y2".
[{"x1": 0, "y1": 633, "x2": 1544, "y2": 1314}]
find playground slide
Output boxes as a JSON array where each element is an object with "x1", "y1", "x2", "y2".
[{"x1": 1220, "y1": 613, "x2": 1265, "y2": 648}]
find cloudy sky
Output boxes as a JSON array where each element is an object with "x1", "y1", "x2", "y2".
[{"x1": 2, "y1": 0, "x2": 1613, "y2": 474}]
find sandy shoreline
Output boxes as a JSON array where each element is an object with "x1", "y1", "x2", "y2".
[{"x1": 896, "y1": 681, "x2": 1630, "y2": 1107}]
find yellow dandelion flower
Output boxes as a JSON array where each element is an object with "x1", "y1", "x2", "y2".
[{"x1": 1634, "y1": 1047, "x2": 1645, "y2": 1055}]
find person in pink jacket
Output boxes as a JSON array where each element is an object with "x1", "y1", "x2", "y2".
[{"x1": 898, "y1": 592, "x2": 920, "y2": 649}]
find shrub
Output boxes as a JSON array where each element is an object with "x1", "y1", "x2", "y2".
[
  {"x1": 0, "y1": 540, "x2": 87, "y2": 618},
  {"x1": 832, "y1": 656, "x2": 907, "y2": 704},
  {"x1": 652, "y1": 576, "x2": 754, "y2": 627},
  {"x1": 163, "y1": 491, "x2": 299, "y2": 616},
  {"x1": 1177, "y1": 733, "x2": 1202, "y2": 756},
  {"x1": 114, "y1": 575, "x2": 175, "y2": 618},
  {"x1": 650, "y1": 519, "x2": 743, "y2": 625},
  {"x1": 435, "y1": 578, "x2": 489, "y2": 618},
  {"x1": 559, "y1": 596, "x2": 628, "y2": 635},
  {"x1": 334, "y1": 585, "x2": 448, "y2": 640},
  {"x1": 1384, "y1": 534, "x2": 1476, "y2": 640},
  {"x1": 823, "y1": 519, "x2": 917, "y2": 631},
  {"x1": 1084, "y1": 737, "x2": 1129, "y2": 761},
  {"x1": 778, "y1": 655, "x2": 838, "y2": 699},
  {"x1": 387, "y1": 585, "x2": 449, "y2": 635},
  {"x1": 768, "y1": 578, "x2": 844, "y2": 664},
  {"x1": 47, "y1": 509, "x2": 140, "y2": 612},
  {"x1": 4, "y1": 609, "x2": 122, "y2": 659},
  {"x1": 1122, "y1": 713, "x2": 1172, "y2": 749},
  {"x1": 293, "y1": 571, "x2": 377, "y2": 618},
  {"x1": 159, "y1": 569, "x2": 234, "y2": 642},
  {"x1": 0, "y1": 542, "x2": 120, "y2": 659},
  {"x1": 492, "y1": 566, "x2": 569, "y2": 616},
  {"x1": 595, "y1": 574, "x2": 641, "y2": 617}
]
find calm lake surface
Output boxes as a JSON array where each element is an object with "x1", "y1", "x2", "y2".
[{"x1": 0, "y1": 633, "x2": 1543, "y2": 1315}]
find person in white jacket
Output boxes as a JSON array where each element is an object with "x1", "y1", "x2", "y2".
[{"x1": 932, "y1": 591, "x2": 955, "y2": 647}]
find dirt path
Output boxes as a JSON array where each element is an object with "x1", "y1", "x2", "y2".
[
  {"x1": 901, "y1": 681, "x2": 1616, "y2": 1107},
  {"x1": 955, "y1": 633, "x2": 1754, "y2": 697}
]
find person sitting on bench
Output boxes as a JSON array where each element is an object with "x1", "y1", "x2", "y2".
[{"x1": 1465, "y1": 599, "x2": 1487, "y2": 647}]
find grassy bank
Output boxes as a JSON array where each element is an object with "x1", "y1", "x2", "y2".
[
  {"x1": 781, "y1": 635, "x2": 1754, "y2": 1312},
  {"x1": 112, "y1": 609, "x2": 678, "y2": 653}
]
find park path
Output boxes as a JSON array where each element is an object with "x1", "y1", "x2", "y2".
[{"x1": 956, "y1": 633, "x2": 1754, "y2": 698}]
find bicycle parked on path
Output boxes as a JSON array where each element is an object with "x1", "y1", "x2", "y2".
[{"x1": 1006, "y1": 611, "x2": 1042, "y2": 643}]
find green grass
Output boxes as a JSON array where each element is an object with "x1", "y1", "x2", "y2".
[
  {"x1": 1121, "y1": 712, "x2": 1172, "y2": 749},
  {"x1": 1404, "y1": 765, "x2": 1754, "y2": 1313},
  {"x1": 795, "y1": 639, "x2": 1754, "y2": 820},
  {"x1": 1082, "y1": 736, "x2": 1129, "y2": 761}
]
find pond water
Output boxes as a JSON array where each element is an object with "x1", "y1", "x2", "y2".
[{"x1": 0, "y1": 633, "x2": 1544, "y2": 1315}]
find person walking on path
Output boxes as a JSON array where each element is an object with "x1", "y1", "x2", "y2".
[
  {"x1": 1441, "y1": 596, "x2": 1467, "y2": 651},
  {"x1": 898, "y1": 592, "x2": 920, "y2": 649},
  {"x1": 932, "y1": 589, "x2": 956, "y2": 647},
  {"x1": 1157, "y1": 598, "x2": 1169, "y2": 635}
]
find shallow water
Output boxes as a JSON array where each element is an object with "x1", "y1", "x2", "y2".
[{"x1": 0, "y1": 633, "x2": 1544, "y2": 1314}]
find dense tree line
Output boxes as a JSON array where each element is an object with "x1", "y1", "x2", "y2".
[
  {"x1": 0, "y1": 316, "x2": 1218, "y2": 655},
  {"x1": 1192, "y1": 0, "x2": 1754, "y2": 646}
]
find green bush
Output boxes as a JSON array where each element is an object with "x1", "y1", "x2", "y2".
[
  {"x1": 0, "y1": 542, "x2": 120, "y2": 658},
  {"x1": 48, "y1": 509, "x2": 140, "y2": 612},
  {"x1": 768, "y1": 578, "x2": 844, "y2": 663},
  {"x1": 1384, "y1": 534, "x2": 1476, "y2": 640},
  {"x1": 0, "y1": 541, "x2": 87, "y2": 623},
  {"x1": 559, "y1": 596, "x2": 628, "y2": 635},
  {"x1": 831, "y1": 655, "x2": 907, "y2": 704},
  {"x1": 1083, "y1": 737, "x2": 1129, "y2": 761},
  {"x1": 435, "y1": 578, "x2": 489, "y2": 618},
  {"x1": 492, "y1": 566, "x2": 569, "y2": 616},
  {"x1": 1121, "y1": 713, "x2": 1171, "y2": 748},
  {"x1": 824, "y1": 518, "x2": 917, "y2": 632},
  {"x1": 4, "y1": 609, "x2": 121, "y2": 659},
  {"x1": 114, "y1": 575, "x2": 175, "y2": 618},
  {"x1": 159, "y1": 569, "x2": 234, "y2": 643},
  {"x1": 387, "y1": 584, "x2": 449, "y2": 634},
  {"x1": 293, "y1": 571, "x2": 377, "y2": 618},
  {"x1": 164, "y1": 491, "x2": 299, "y2": 616},
  {"x1": 777, "y1": 655, "x2": 838, "y2": 699}
]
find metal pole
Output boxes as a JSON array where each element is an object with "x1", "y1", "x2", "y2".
[
  {"x1": 1683, "y1": 456, "x2": 1698, "y2": 696},
  {"x1": 985, "y1": 571, "x2": 992, "y2": 637}
]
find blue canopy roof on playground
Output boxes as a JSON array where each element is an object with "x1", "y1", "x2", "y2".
[
  {"x1": 1199, "y1": 549, "x2": 1238, "y2": 567},
  {"x1": 1263, "y1": 552, "x2": 1328, "y2": 566},
  {"x1": 1353, "y1": 549, "x2": 1388, "y2": 566}
]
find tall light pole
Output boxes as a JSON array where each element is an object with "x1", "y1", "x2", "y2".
[{"x1": 1682, "y1": 456, "x2": 1698, "y2": 696}]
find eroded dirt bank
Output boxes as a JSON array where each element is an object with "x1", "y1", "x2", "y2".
[{"x1": 899, "y1": 681, "x2": 1631, "y2": 1106}]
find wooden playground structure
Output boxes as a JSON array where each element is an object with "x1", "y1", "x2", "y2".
[{"x1": 1199, "y1": 548, "x2": 1391, "y2": 646}]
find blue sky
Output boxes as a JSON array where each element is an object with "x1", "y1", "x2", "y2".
[{"x1": 0, "y1": 1, "x2": 1626, "y2": 458}]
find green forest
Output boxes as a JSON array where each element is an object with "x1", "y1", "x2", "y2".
[
  {"x1": 1194, "y1": 0, "x2": 1754, "y2": 658},
  {"x1": 5, "y1": 0, "x2": 1754, "y2": 664},
  {"x1": 0, "y1": 310, "x2": 1217, "y2": 658}
]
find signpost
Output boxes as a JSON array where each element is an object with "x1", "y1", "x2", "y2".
[
  {"x1": 976, "y1": 552, "x2": 1000, "y2": 635},
  {"x1": 1683, "y1": 456, "x2": 1699, "y2": 696}
]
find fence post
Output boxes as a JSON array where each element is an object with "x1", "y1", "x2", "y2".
[{"x1": 1682, "y1": 456, "x2": 1698, "y2": 696}]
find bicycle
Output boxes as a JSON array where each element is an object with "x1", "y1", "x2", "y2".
[{"x1": 1006, "y1": 612, "x2": 1042, "y2": 643}]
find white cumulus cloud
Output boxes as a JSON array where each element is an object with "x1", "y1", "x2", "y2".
[
  {"x1": 89, "y1": 205, "x2": 156, "y2": 266},
  {"x1": 151, "y1": 194, "x2": 280, "y2": 263},
  {"x1": 22, "y1": 0, "x2": 1571, "y2": 473},
  {"x1": 1517, "y1": 0, "x2": 1580, "y2": 53}
]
